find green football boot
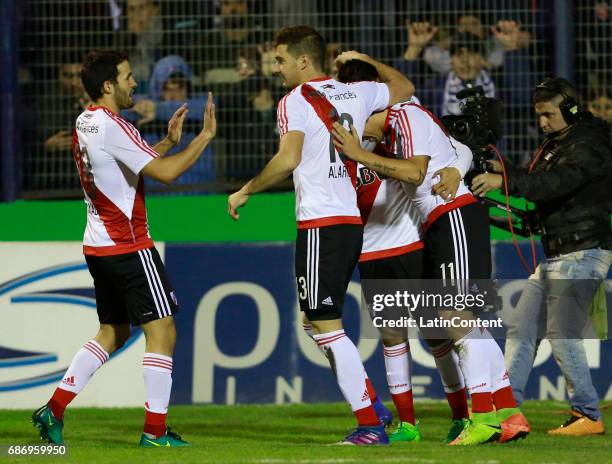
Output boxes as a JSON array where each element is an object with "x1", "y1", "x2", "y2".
[
  {"x1": 388, "y1": 420, "x2": 422, "y2": 443},
  {"x1": 32, "y1": 405, "x2": 64, "y2": 445},
  {"x1": 448, "y1": 412, "x2": 501, "y2": 446},
  {"x1": 444, "y1": 418, "x2": 470, "y2": 443},
  {"x1": 139, "y1": 428, "x2": 191, "y2": 447}
]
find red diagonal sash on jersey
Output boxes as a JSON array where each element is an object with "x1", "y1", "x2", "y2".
[
  {"x1": 301, "y1": 84, "x2": 358, "y2": 189},
  {"x1": 357, "y1": 176, "x2": 382, "y2": 224}
]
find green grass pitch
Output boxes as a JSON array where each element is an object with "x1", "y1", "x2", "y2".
[{"x1": 1, "y1": 401, "x2": 610, "y2": 463}]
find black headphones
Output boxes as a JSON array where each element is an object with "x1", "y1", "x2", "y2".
[{"x1": 534, "y1": 77, "x2": 581, "y2": 125}]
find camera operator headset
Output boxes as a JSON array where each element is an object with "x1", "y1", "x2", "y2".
[{"x1": 471, "y1": 76, "x2": 612, "y2": 265}]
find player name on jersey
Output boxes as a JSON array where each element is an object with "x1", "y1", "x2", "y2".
[{"x1": 276, "y1": 77, "x2": 390, "y2": 229}]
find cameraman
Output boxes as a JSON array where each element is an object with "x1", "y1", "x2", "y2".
[{"x1": 472, "y1": 77, "x2": 612, "y2": 436}]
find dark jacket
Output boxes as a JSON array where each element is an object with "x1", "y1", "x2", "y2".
[{"x1": 504, "y1": 114, "x2": 612, "y2": 257}]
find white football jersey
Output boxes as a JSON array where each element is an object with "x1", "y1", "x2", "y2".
[
  {"x1": 277, "y1": 77, "x2": 390, "y2": 228},
  {"x1": 386, "y1": 102, "x2": 476, "y2": 232},
  {"x1": 356, "y1": 165, "x2": 422, "y2": 262},
  {"x1": 73, "y1": 106, "x2": 158, "y2": 256}
]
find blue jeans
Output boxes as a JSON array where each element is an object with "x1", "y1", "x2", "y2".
[{"x1": 505, "y1": 248, "x2": 612, "y2": 420}]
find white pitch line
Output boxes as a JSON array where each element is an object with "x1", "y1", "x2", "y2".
[{"x1": 253, "y1": 458, "x2": 439, "y2": 464}]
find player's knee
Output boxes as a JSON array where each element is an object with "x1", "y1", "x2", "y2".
[
  {"x1": 425, "y1": 338, "x2": 452, "y2": 350},
  {"x1": 114, "y1": 326, "x2": 132, "y2": 350},
  {"x1": 96, "y1": 324, "x2": 130, "y2": 354},
  {"x1": 309, "y1": 317, "x2": 343, "y2": 334},
  {"x1": 142, "y1": 316, "x2": 176, "y2": 355},
  {"x1": 382, "y1": 335, "x2": 408, "y2": 347}
]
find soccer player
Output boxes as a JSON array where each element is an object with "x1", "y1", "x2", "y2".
[
  {"x1": 355, "y1": 158, "x2": 472, "y2": 444},
  {"x1": 228, "y1": 26, "x2": 413, "y2": 445},
  {"x1": 338, "y1": 59, "x2": 472, "y2": 443},
  {"x1": 332, "y1": 76, "x2": 530, "y2": 446},
  {"x1": 32, "y1": 50, "x2": 216, "y2": 447}
]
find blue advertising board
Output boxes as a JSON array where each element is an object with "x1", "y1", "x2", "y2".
[
  {"x1": 0, "y1": 241, "x2": 609, "y2": 408},
  {"x1": 165, "y1": 242, "x2": 611, "y2": 405}
]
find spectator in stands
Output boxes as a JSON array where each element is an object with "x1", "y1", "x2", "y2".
[
  {"x1": 403, "y1": 15, "x2": 505, "y2": 75},
  {"x1": 588, "y1": 88, "x2": 612, "y2": 125},
  {"x1": 396, "y1": 30, "x2": 495, "y2": 115},
  {"x1": 577, "y1": 1, "x2": 611, "y2": 89},
  {"x1": 266, "y1": 0, "x2": 319, "y2": 30},
  {"x1": 193, "y1": 0, "x2": 262, "y2": 88},
  {"x1": 218, "y1": 47, "x2": 277, "y2": 181},
  {"x1": 398, "y1": 17, "x2": 531, "y2": 75},
  {"x1": 326, "y1": 43, "x2": 344, "y2": 78},
  {"x1": 395, "y1": 21, "x2": 531, "y2": 117},
  {"x1": 258, "y1": 41, "x2": 277, "y2": 80},
  {"x1": 32, "y1": 55, "x2": 89, "y2": 190},
  {"x1": 115, "y1": 0, "x2": 164, "y2": 93}
]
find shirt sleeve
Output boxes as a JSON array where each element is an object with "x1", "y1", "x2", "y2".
[
  {"x1": 103, "y1": 116, "x2": 159, "y2": 174},
  {"x1": 396, "y1": 107, "x2": 431, "y2": 159},
  {"x1": 448, "y1": 138, "x2": 473, "y2": 178},
  {"x1": 349, "y1": 81, "x2": 391, "y2": 115},
  {"x1": 277, "y1": 91, "x2": 308, "y2": 137}
]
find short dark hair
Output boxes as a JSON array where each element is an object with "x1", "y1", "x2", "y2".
[
  {"x1": 164, "y1": 71, "x2": 191, "y2": 95},
  {"x1": 533, "y1": 77, "x2": 578, "y2": 105},
  {"x1": 81, "y1": 50, "x2": 129, "y2": 101},
  {"x1": 275, "y1": 26, "x2": 326, "y2": 71},
  {"x1": 337, "y1": 59, "x2": 380, "y2": 83}
]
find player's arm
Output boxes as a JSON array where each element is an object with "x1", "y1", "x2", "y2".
[
  {"x1": 336, "y1": 51, "x2": 414, "y2": 105},
  {"x1": 332, "y1": 122, "x2": 428, "y2": 185},
  {"x1": 142, "y1": 93, "x2": 216, "y2": 184},
  {"x1": 228, "y1": 131, "x2": 303, "y2": 220},
  {"x1": 153, "y1": 137, "x2": 177, "y2": 157},
  {"x1": 245, "y1": 131, "x2": 303, "y2": 193},
  {"x1": 432, "y1": 140, "x2": 473, "y2": 200},
  {"x1": 363, "y1": 111, "x2": 387, "y2": 142}
]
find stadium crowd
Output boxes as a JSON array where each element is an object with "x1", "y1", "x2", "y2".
[{"x1": 17, "y1": 0, "x2": 611, "y2": 193}]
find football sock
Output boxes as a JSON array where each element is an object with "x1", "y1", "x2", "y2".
[
  {"x1": 365, "y1": 377, "x2": 378, "y2": 403},
  {"x1": 143, "y1": 353, "x2": 173, "y2": 438},
  {"x1": 302, "y1": 322, "x2": 315, "y2": 339},
  {"x1": 486, "y1": 329, "x2": 518, "y2": 410},
  {"x1": 303, "y1": 322, "x2": 337, "y2": 374},
  {"x1": 493, "y1": 386, "x2": 518, "y2": 410},
  {"x1": 431, "y1": 340, "x2": 469, "y2": 420},
  {"x1": 313, "y1": 330, "x2": 379, "y2": 427},
  {"x1": 455, "y1": 329, "x2": 494, "y2": 414},
  {"x1": 48, "y1": 340, "x2": 109, "y2": 420},
  {"x1": 383, "y1": 342, "x2": 415, "y2": 424}
]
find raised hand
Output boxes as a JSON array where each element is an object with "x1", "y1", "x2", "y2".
[
  {"x1": 491, "y1": 20, "x2": 522, "y2": 51},
  {"x1": 44, "y1": 130, "x2": 73, "y2": 151},
  {"x1": 335, "y1": 50, "x2": 367, "y2": 66},
  {"x1": 201, "y1": 92, "x2": 217, "y2": 140},
  {"x1": 166, "y1": 103, "x2": 188, "y2": 145},
  {"x1": 407, "y1": 21, "x2": 438, "y2": 50},
  {"x1": 133, "y1": 99, "x2": 156, "y2": 126}
]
